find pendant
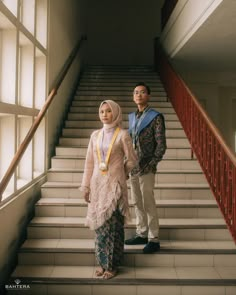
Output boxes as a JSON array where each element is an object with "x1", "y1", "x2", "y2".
[{"x1": 99, "y1": 162, "x2": 108, "y2": 171}]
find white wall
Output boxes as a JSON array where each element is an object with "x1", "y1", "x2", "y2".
[
  {"x1": 47, "y1": 0, "x2": 88, "y2": 163},
  {"x1": 86, "y1": 0, "x2": 164, "y2": 65},
  {"x1": 177, "y1": 68, "x2": 236, "y2": 152},
  {"x1": 160, "y1": 0, "x2": 223, "y2": 58},
  {"x1": 0, "y1": 177, "x2": 46, "y2": 288}
]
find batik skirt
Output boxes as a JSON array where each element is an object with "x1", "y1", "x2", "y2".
[{"x1": 95, "y1": 209, "x2": 124, "y2": 271}]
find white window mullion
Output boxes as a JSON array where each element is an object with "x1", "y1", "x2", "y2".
[{"x1": 0, "y1": 0, "x2": 48, "y2": 200}]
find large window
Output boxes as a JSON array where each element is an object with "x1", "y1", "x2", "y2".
[{"x1": 0, "y1": 0, "x2": 48, "y2": 200}]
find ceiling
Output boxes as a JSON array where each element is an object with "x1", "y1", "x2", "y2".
[{"x1": 172, "y1": 0, "x2": 236, "y2": 71}]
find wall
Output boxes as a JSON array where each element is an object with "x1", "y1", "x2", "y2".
[
  {"x1": 86, "y1": 0, "x2": 165, "y2": 65},
  {"x1": 0, "y1": 177, "x2": 46, "y2": 289},
  {"x1": 160, "y1": 0, "x2": 223, "y2": 57},
  {"x1": 47, "y1": 0, "x2": 88, "y2": 164},
  {"x1": 177, "y1": 68, "x2": 236, "y2": 153}
]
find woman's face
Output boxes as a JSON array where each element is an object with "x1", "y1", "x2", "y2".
[{"x1": 99, "y1": 103, "x2": 113, "y2": 124}]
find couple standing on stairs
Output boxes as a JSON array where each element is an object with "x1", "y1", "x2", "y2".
[{"x1": 80, "y1": 82, "x2": 167, "y2": 279}]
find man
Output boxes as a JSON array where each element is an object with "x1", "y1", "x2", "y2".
[{"x1": 125, "y1": 82, "x2": 167, "y2": 253}]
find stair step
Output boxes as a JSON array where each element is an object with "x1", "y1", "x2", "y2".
[
  {"x1": 47, "y1": 168, "x2": 207, "y2": 184},
  {"x1": 59, "y1": 137, "x2": 191, "y2": 148},
  {"x1": 78, "y1": 86, "x2": 166, "y2": 91},
  {"x1": 29, "y1": 216, "x2": 227, "y2": 228},
  {"x1": 35, "y1": 198, "x2": 220, "y2": 219},
  {"x1": 69, "y1": 105, "x2": 175, "y2": 114},
  {"x1": 26, "y1": 216, "x2": 231, "y2": 241},
  {"x1": 68, "y1": 112, "x2": 177, "y2": 120},
  {"x1": 71, "y1": 100, "x2": 171, "y2": 107},
  {"x1": 18, "y1": 248, "x2": 236, "y2": 267},
  {"x1": 55, "y1": 146, "x2": 193, "y2": 159},
  {"x1": 50, "y1": 157, "x2": 201, "y2": 170},
  {"x1": 65, "y1": 119, "x2": 182, "y2": 129},
  {"x1": 74, "y1": 94, "x2": 169, "y2": 101},
  {"x1": 76, "y1": 90, "x2": 167, "y2": 96},
  {"x1": 40, "y1": 181, "x2": 213, "y2": 200},
  {"x1": 62, "y1": 128, "x2": 186, "y2": 138},
  {"x1": 20, "y1": 239, "x2": 236, "y2": 254},
  {"x1": 81, "y1": 73, "x2": 161, "y2": 78},
  {"x1": 9, "y1": 265, "x2": 236, "y2": 293}
]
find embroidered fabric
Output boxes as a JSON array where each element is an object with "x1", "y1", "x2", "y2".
[{"x1": 80, "y1": 100, "x2": 137, "y2": 230}]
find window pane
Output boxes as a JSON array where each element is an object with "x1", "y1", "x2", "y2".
[
  {"x1": 35, "y1": 49, "x2": 46, "y2": 109},
  {"x1": 36, "y1": 0, "x2": 47, "y2": 47},
  {"x1": 0, "y1": 14, "x2": 16, "y2": 103},
  {"x1": 1, "y1": 0, "x2": 18, "y2": 16},
  {"x1": 20, "y1": 0, "x2": 35, "y2": 34},
  {"x1": 18, "y1": 34, "x2": 34, "y2": 107}
]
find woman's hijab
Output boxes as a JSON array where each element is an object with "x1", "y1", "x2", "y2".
[{"x1": 99, "y1": 100, "x2": 122, "y2": 129}]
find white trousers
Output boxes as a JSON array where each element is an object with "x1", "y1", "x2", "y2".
[{"x1": 130, "y1": 172, "x2": 159, "y2": 242}]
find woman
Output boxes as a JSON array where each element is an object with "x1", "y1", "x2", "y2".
[{"x1": 80, "y1": 100, "x2": 137, "y2": 279}]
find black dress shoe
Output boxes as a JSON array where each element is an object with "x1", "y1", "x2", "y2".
[
  {"x1": 143, "y1": 241, "x2": 160, "y2": 253},
  {"x1": 125, "y1": 235, "x2": 148, "y2": 245}
]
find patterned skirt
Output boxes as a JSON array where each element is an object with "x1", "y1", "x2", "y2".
[{"x1": 95, "y1": 209, "x2": 124, "y2": 271}]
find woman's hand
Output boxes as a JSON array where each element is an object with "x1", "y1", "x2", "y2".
[{"x1": 82, "y1": 191, "x2": 90, "y2": 203}]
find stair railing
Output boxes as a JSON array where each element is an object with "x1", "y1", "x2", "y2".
[
  {"x1": 156, "y1": 45, "x2": 236, "y2": 243},
  {"x1": 0, "y1": 35, "x2": 87, "y2": 202}
]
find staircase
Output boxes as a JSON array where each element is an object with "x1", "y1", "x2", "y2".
[{"x1": 8, "y1": 66, "x2": 236, "y2": 295}]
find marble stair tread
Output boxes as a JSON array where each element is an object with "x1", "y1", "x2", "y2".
[
  {"x1": 48, "y1": 168, "x2": 203, "y2": 174},
  {"x1": 20, "y1": 239, "x2": 236, "y2": 253},
  {"x1": 41, "y1": 181, "x2": 210, "y2": 189},
  {"x1": 29, "y1": 216, "x2": 226, "y2": 228},
  {"x1": 37, "y1": 198, "x2": 217, "y2": 207},
  {"x1": 10, "y1": 265, "x2": 236, "y2": 283}
]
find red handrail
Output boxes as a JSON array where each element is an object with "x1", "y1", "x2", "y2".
[
  {"x1": 0, "y1": 35, "x2": 87, "y2": 201},
  {"x1": 156, "y1": 46, "x2": 236, "y2": 243}
]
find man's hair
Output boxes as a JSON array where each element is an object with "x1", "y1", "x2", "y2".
[{"x1": 134, "y1": 82, "x2": 151, "y2": 95}]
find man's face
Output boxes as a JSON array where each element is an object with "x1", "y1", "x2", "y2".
[{"x1": 133, "y1": 85, "x2": 150, "y2": 107}]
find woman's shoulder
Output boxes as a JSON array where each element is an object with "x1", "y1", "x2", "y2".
[
  {"x1": 119, "y1": 128, "x2": 130, "y2": 138},
  {"x1": 91, "y1": 129, "x2": 101, "y2": 137}
]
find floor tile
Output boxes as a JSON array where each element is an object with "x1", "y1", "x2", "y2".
[
  {"x1": 137, "y1": 285, "x2": 181, "y2": 295},
  {"x1": 135, "y1": 253, "x2": 175, "y2": 267},
  {"x1": 226, "y1": 286, "x2": 236, "y2": 295},
  {"x1": 54, "y1": 252, "x2": 95, "y2": 266},
  {"x1": 12, "y1": 265, "x2": 53, "y2": 278},
  {"x1": 182, "y1": 286, "x2": 225, "y2": 295},
  {"x1": 48, "y1": 284, "x2": 92, "y2": 295},
  {"x1": 92, "y1": 285, "x2": 136, "y2": 295},
  {"x1": 50, "y1": 265, "x2": 94, "y2": 278},
  {"x1": 216, "y1": 266, "x2": 236, "y2": 279},
  {"x1": 92, "y1": 266, "x2": 136, "y2": 279},
  {"x1": 214, "y1": 255, "x2": 236, "y2": 267},
  {"x1": 174, "y1": 254, "x2": 214, "y2": 267},
  {"x1": 135, "y1": 266, "x2": 177, "y2": 279},
  {"x1": 176, "y1": 266, "x2": 221, "y2": 279},
  {"x1": 22, "y1": 239, "x2": 59, "y2": 249}
]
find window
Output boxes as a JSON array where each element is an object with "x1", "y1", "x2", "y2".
[{"x1": 0, "y1": 0, "x2": 48, "y2": 201}]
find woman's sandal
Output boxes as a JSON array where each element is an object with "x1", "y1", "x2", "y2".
[
  {"x1": 95, "y1": 268, "x2": 105, "y2": 277},
  {"x1": 102, "y1": 270, "x2": 117, "y2": 280}
]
